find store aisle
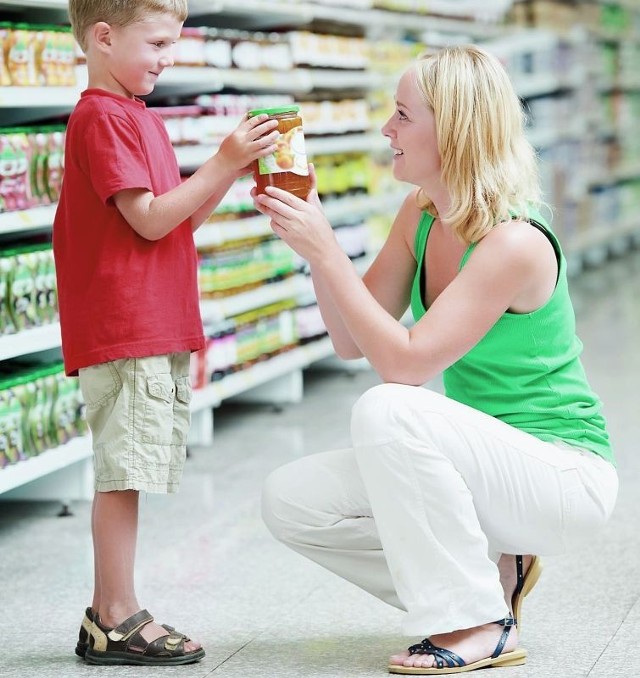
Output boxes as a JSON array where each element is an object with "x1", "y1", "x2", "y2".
[{"x1": 1, "y1": 248, "x2": 639, "y2": 678}]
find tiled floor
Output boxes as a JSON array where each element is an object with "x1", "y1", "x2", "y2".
[{"x1": 1, "y1": 248, "x2": 639, "y2": 678}]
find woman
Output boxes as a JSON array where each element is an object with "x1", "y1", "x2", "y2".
[{"x1": 256, "y1": 45, "x2": 618, "y2": 675}]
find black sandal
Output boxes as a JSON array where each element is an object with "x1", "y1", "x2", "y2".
[
  {"x1": 388, "y1": 615, "x2": 526, "y2": 675},
  {"x1": 511, "y1": 554, "x2": 542, "y2": 630},
  {"x1": 75, "y1": 607, "x2": 193, "y2": 659},
  {"x1": 84, "y1": 609, "x2": 205, "y2": 666}
]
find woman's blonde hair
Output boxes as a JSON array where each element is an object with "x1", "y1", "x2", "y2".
[
  {"x1": 70, "y1": 0, "x2": 189, "y2": 51},
  {"x1": 414, "y1": 45, "x2": 541, "y2": 244}
]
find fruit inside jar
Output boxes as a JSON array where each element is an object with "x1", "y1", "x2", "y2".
[{"x1": 248, "y1": 105, "x2": 311, "y2": 200}]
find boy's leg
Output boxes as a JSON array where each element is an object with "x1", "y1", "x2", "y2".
[
  {"x1": 80, "y1": 354, "x2": 200, "y2": 653},
  {"x1": 92, "y1": 488, "x2": 201, "y2": 650}
]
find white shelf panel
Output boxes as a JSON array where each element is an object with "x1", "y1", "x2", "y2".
[
  {"x1": 191, "y1": 335, "x2": 333, "y2": 411},
  {"x1": 566, "y1": 218, "x2": 640, "y2": 258},
  {"x1": 195, "y1": 214, "x2": 270, "y2": 248},
  {"x1": 176, "y1": 133, "x2": 388, "y2": 172},
  {"x1": 157, "y1": 66, "x2": 376, "y2": 96},
  {"x1": 0, "y1": 323, "x2": 61, "y2": 361},
  {"x1": 526, "y1": 120, "x2": 588, "y2": 149},
  {"x1": 0, "y1": 0, "x2": 68, "y2": 8},
  {"x1": 200, "y1": 275, "x2": 304, "y2": 324},
  {"x1": 157, "y1": 67, "x2": 309, "y2": 94},
  {"x1": 0, "y1": 67, "x2": 86, "y2": 110},
  {"x1": 323, "y1": 191, "x2": 406, "y2": 223},
  {"x1": 0, "y1": 204, "x2": 56, "y2": 235},
  {"x1": 306, "y1": 132, "x2": 388, "y2": 156},
  {"x1": 512, "y1": 69, "x2": 583, "y2": 99},
  {"x1": 0, "y1": 435, "x2": 91, "y2": 495}
]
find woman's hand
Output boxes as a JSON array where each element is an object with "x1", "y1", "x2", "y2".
[{"x1": 253, "y1": 164, "x2": 338, "y2": 265}]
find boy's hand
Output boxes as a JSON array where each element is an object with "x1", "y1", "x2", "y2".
[{"x1": 216, "y1": 114, "x2": 279, "y2": 178}]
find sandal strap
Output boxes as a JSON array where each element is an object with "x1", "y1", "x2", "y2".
[
  {"x1": 107, "y1": 609, "x2": 154, "y2": 643},
  {"x1": 514, "y1": 555, "x2": 524, "y2": 594},
  {"x1": 137, "y1": 631, "x2": 186, "y2": 657},
  {"x1": 407, "y1": 639, "x2": 465, "y2": 669},
  {"x1": 491, "y1": 614, "x2": 516, "y2": 659}
]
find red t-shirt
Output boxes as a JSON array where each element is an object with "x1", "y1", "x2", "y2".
[{"x1": 53, "y1": 89, "x2": 205, "y2": 376}]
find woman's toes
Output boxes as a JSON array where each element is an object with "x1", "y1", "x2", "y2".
[{"x1": 390, "y1": 650, "x2": 410, "y2": 664}]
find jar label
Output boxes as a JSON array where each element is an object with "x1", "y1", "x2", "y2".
[{"x1": 257, "y1": 124, "x2": 309, "y2": 177}]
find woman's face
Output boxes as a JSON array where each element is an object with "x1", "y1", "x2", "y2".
[{"x1": 381, "y1": 67, "x2": 441, "y2": 187}]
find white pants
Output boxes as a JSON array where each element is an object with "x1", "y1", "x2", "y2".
[{"x1": 262, "y1": 384, "x2": 618, "y2": 636}]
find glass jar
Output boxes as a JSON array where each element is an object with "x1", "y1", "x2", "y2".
[{"x1": 248, "y1": 105, "x2": 311, "y2": 200}]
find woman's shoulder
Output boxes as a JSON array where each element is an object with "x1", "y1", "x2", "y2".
[{"x1": 472, "y1": 217, "x2": 558, "y2": 281}]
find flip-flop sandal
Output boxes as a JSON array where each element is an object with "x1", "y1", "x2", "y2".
[
  {"x1": 388, "y1": 615, "x2": 526, "y2": 675},
  {"x1": 83, "y1": 609, "x2": 205, "y2": 666},
  {"x1": 75, "y1": 608, "x2": 192, "y2": 658},
  {"x1": 511, "y1": 554, "x2": 543, "y2": 630}
]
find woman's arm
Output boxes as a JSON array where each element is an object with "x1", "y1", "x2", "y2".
[
  {"x1": 309, "y1": 189, "x2": 420, "y2": 359},
  {"x1": 257, "y1": 185, "x2": 556, "y2": 385}
]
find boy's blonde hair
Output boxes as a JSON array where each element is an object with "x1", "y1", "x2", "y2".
[
  {"x1": 413, "y1": 45, "x2": 541, "y2": 244},
  {"x1": 69, "y1": 0, "x2": 189, "y2": 51}
]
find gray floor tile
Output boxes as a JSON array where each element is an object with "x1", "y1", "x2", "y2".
[{"x1": 1, "y1": 248, "x2": 640, "y2": 677}]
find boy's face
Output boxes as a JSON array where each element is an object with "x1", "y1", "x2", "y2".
[{"x1": 104, "y1": 12, "x2": 183, "y2": 98}]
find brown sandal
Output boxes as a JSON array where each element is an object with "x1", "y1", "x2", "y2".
[
  {"x1": 84, "y1": 609, "x2": 205, "y2": 665},
  {"x1": 75, "y1": 607, "x2": 192, "y2": 659}
]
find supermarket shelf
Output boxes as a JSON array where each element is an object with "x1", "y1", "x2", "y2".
[
  {"x1": 323, "y1": 190, "x2": 406, "y2": 223},
  {"x1": 191, "y1": 335, "x2": 334, "y2": 411},
  {"x1": 155, "y1": 67, "x2": 376, "y2": 98},
  {"x1": 0, "y1": 435, "x2": 91, "y2": 496},
  {"x1": 526, "y1": 120, "x2": 588, "y2": 149},
  {"x1": 200, "y1": 275, "x2": 305, "y2": 324},
  {"x1": 568, "y1": 217, "x2": 640, "y2": 260},
  {"x1": 0, "y1": 204, "x2": 56, "y2": 235},
  {"x1": 0, "y1": 323, "x2": 61, "y2": 361},
  {"x1": 176, "y1": 133, "x2": 389, "y2": 172},
  {"x1": 0, "y1": 0, "x2": 67, "y2": 9},
  {"x1": 512, "y1": 69, "x2": 584, "y2": 99},
  {"x1": 590, "y1": 161, "x2": 640, "y2": 188},
  {"x1": 0, "y1": 0, "x2": 504, "y2": 37},
  {"x1": 188, "y1": 0, "x2": 503, "y2": 36},
  {"x1": 196, "y1": 214, "x2": 271, "y2": 248},
  {"x1": 196, "y1": 190, "x2": 406, "y2": 248}
]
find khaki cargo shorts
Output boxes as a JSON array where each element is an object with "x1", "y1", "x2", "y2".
[{"x1": 78, "y1": 353, "x2": 192, "y2": 493}]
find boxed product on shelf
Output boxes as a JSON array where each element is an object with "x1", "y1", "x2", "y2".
[
  {"x1": 0, "y1": 22, "x2": 76, "y2": 86},
  {"x1": 0, "y1": 244, "x2": 57, "y2": 334},
  {"x1": 198, "y1": 238, "x2": 297, "y2": 298},
  {"x1": 0, "y1": 361, "x2": 85, "y2": 467},
  {"x1": 191, "y1": 300, "x2": 299, "y2": 387},
  {"x1": 0, "y1": 125, "x2": 65, "y2": 213}
]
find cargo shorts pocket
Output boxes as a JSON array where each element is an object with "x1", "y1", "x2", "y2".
[
  {"x1": 79, "y1": 361, "x2": 123, "y2": 409},
  {"x1": 141, "y1": 373, "x2": 176, "y2": 445},
  {"x1": 172, "y1": 376, "x2": 192, "y2": 444}
]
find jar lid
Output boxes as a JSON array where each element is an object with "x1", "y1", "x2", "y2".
[{"x1": 248, "y1": 105, "x2": 300, "y2": 117}]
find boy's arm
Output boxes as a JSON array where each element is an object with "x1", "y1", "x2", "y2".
[{"x1": 113, "y1": 115, "x2": 277, "y2": 241}]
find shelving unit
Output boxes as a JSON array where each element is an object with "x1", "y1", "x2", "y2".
[{"x1": 1, "y1": 0, "x2": 638, "y2": 503}]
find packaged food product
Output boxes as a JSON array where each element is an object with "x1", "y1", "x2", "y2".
[{"x1": 248, "y1": 106, "x2": 311, "y2": 200}]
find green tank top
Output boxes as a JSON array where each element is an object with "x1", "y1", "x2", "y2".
[{"x1": 410, "y1": 211, "x2": 614, "y2": 464}]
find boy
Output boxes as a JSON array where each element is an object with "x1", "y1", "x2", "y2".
[{"x1": 54, "y1": 0, "x2": 279, "y2": 666}]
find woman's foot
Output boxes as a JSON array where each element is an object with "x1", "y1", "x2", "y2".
[{"x1": 389, "y1": 620, "x2": 519, "y2": 670}]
